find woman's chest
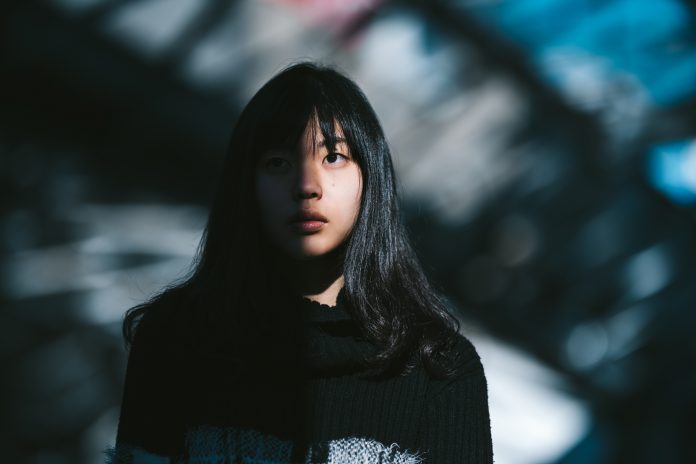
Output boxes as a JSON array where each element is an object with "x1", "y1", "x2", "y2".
[{"x1": 177, "y1": 357, "x2": 430, "y2": 463}]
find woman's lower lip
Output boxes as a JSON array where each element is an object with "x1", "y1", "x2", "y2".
[{"x1": 290, "y1": 221, "x2": 325, "y2": 233}]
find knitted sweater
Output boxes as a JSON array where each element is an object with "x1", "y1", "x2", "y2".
[{"x1": 106, "y1": 288, "x2": 493, "y2": 463}]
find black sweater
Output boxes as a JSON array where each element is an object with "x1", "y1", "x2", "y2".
[{"x1": 107, "y1": 288, "x2": 493, "y2": 463}]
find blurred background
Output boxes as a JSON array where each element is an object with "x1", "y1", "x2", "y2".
[{"x1": 2, "y1": 0, "x2": 696, "y2": 463}]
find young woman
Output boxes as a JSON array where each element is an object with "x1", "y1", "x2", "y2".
[{"x1": 107, "y1": 62, "x2": 493, "y2": 463}]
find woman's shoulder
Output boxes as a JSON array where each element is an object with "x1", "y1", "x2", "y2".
[
  {"x1": 422, "y1": 330, "x2": 485, "y2": 387},
  {"x1": 422, "y1": 330, "x2": 488, "y2": 402},
  {"x1": 451, "y1": 331, "x2": 484, "y2": 375}
]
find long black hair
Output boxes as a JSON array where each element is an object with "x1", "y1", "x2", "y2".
[{"x1": 123, "y1": 61, "x2": 463, "y2": 379}]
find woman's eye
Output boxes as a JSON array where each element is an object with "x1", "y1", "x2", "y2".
[
  {"x1": 263, "y1": 157, "x2": 290, "y2": 173},
  {"x1": 325, "y1": 153, "x2": 348, "y2": 165}
]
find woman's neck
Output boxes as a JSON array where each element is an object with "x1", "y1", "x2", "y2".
[
  {"x1": 273, "y1": 252, "x2": 345, "y2": 307},
  {"x1": 300, "y1": 274, "x2": 344, "y2": 307}
]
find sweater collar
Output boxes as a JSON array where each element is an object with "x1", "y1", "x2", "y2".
[
  {"x1": 279, "y1": 286, "x2": 377, "y2": 374},
  {"x1": 295, "y1": 285, "x2": 353, "y2": 324}
]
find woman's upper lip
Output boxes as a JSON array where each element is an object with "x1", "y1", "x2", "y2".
[{"x1": 289, "y1": 210, "x2": 328, "y2": 223}]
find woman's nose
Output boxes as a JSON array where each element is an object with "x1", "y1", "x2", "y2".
[{"x1": 294, "y1": 159, "x2": 322, "y2": 200}]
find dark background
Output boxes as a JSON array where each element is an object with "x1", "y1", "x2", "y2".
[{"x1": 2, "y1": 0, "x2": 696, "y2": 463}]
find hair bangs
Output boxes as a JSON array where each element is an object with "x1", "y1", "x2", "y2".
[
  {"x1": 249, "y1": 91, "x2": 314, "y2": 156},
  {"x1": 248, "y1": 75, "x2": 356, "y2": 159}
]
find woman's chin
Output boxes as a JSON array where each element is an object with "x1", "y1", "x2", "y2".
[
  {"x1": 289, "y1": 250, "x2": 333, "y2": 261},
  {"x1": 281, "y1": 243, "x2": 339, "y2": 261}
]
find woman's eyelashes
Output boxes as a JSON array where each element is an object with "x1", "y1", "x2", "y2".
[
  {"x1": 261, "y1": 152, "x2": 349, "y2": 173},
  {"x1": 324, "y1": 152, "x2": 349, "y2": 165},
  {"x1": 263, "y1": 156, "x2": 291, "y2": 173}
]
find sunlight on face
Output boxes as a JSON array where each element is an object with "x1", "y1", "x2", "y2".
[{"x1": 255, "y1": 117, "x2": 363, "y2": 260}]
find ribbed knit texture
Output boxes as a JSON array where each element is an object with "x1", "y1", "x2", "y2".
[{"x1": 108, "y1": 288, "x2": 493, "y2": 463}]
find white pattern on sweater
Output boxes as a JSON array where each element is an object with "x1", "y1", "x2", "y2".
[{"x1": 105, "y1": 425, "x2": 424, "y2": 463}]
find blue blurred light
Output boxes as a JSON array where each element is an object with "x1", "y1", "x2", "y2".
[
  {"x1": 464, "y1": 0, "x2": 696, "y2": 106},
  {"x1": 647, "y1": 140, "x2": 696, "y2": 205}
]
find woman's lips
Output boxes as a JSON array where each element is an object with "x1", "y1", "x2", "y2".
[
  {"x1": 290, "y1": 220, "x2": 326, "y2": 233},
  {"x1": 288, "y1": 210, "x2": 328, "y2": 233},
  {"x1": 289, "y1": 210, "x2": 329, "y2": 234}
]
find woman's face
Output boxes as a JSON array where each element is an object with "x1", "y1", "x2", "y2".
[{"x1": 255, "y1": 118, "x2": 363, "y2": 261}]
